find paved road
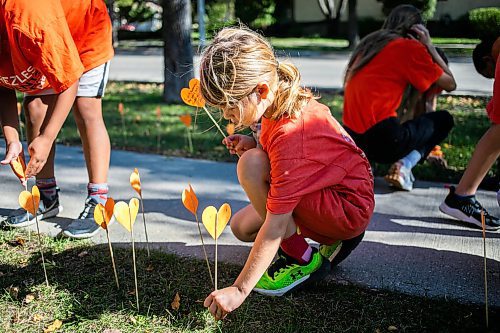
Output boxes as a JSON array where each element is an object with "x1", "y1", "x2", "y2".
[
  {"x1": 110, "y1": 48, "x2": 494, "y2": 96},
  {"x1": 1, "y1": 143, "x2": 499, "y2": 306}
]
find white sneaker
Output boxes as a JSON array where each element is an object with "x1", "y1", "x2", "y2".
[{"x1": 384, "y1": 162, "x2": 415, "y2": 191}]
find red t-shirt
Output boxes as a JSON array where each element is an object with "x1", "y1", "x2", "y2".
[
  {"x1": 486, "y1": 54, "x2": 500, "y2": 125},
  {"x1": 343, "y1": 38, "x2": 444, "y2": 134},
  {"x1": 0, "y1": 0, "x2": 113, "y2": 94},
  {"x1": 260, "y1": 99, "x2": 373, "y2": 216}
]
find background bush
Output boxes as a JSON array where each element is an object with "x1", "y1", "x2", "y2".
[{"x1": 469, "y1": 7, "x2": 500, "y2": 40}]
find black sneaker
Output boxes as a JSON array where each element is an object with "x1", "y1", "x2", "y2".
[
  {"x1": 4, "y1": 187, "x2": 62, "y2": 228},
  {"x1": 439, "y1": 186, "x2": 500, "y2": 230},
  {"x1": 62, "y1": 197, "x2": 101, "y2": 239}
]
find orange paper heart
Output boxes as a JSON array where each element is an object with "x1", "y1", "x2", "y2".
[
  {"x1": 114, "y1": 198, "x2": 139, "y2": 232},
  {"x1": 181, "y1": 184, "x2": 198, "y2": 216},
  {"x1": 94, "y1": 197, "x2": 115, "y2": 229},
  {"x1": 202, "y1": 203, "x2": 231, "y2": 240},
  {"x1": 179, "y1": 114, "x2": 192, "y2": 127},
  {"x1": 10, "y1": 154, "x2": 27, "y2": 182},
  {"x1": 226, "y1": 123, "x2": 235, "y2": 136},
  {"x1": 130, "y1": 168, "x2": 142, "y2": 196},
  {"x1": 180, "y1": 78, "x2": 206, "y2": 108},
  {"x1": 118, "y1": 102, "x2": 124, "y2": 115},
  {"x1": 18, "y1": 185, "x2": 40, "y2": 215},
  {"x1": 156, "y1": 106, "x2": 161, "y2": 120}
]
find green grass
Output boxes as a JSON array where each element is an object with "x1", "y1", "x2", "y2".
[
  {"x1": 51, "y1": 82, "x2": 495, "y2": 184},
  {"x1": 0, "y1": 228, "x2": 498, "y2": 332}
]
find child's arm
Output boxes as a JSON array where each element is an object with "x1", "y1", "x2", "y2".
[
  {"x1": 204, "y1": 211, "x2": 293, "y2": 320},
  {"x1": 0, "y1": 87, "x2": 24, "y2": 164},
  {"x1": 25, "y1": 81, "x2": 78, "y2": 178}
]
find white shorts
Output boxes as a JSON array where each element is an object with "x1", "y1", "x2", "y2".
[{"x1": 25, "y1": 61, "x2": 110, "y2": 98}]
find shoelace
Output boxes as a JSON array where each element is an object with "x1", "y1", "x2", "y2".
[{"x1": 268, "y1": 254, "x2": 299, "y2": 278}]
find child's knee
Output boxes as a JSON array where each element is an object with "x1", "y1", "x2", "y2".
[
  {"x1": 23, "y1": 97, "x2": 47, "y2": 126},
  {"x1": 237, "y1": 149, "x2": 270, "y2": 185},
  {"x1": 73, "y1": 97, "x2": 103, "y2": 123}
]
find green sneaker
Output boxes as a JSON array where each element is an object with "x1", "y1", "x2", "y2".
[
  {"x1": 253, "y1": 248, "x2": 323, "y2": 297},
  {"x1": 319, "y1": 240, "x2": 342, "y2": 262}
]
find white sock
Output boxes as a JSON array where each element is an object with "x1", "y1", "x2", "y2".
[{"x1": 399, "y1": 150, "x2": 422, "y2": 170}]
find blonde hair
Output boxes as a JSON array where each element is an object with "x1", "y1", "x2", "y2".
[{"x1": 199, "y1": 27, "x2": 313, "y2": 125}]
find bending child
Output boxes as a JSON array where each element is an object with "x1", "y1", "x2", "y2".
[
  {"x1": 200, "y1": 27, "x2": 374, "y2": 320},
  {"x1": 342, "y1": 4, "x2": 456, "y2": 191},
  {"x1": 439, "y1": 37, "x2": 500, "y2": 230},
  {"x1": 0, "y1": 0, "x2": 114, "y2": 239}
]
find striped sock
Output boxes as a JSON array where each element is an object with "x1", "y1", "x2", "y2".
[
  {"x1": 280, "y1": 232, "x2": 312, "y2": 264},
  {"x1": 36, "y1": 178, "x2": 58, "y2": 202},
  {"x1": 87, "y1": 183, "x2": 108, "y2": 205}
]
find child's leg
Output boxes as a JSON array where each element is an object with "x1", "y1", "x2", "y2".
[{"x1": 231, "y1": 148, "x2": 273, "y2": 241}]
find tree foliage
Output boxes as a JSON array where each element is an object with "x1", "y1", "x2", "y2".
[
  {"x1": 115, "y1": 0, "x2": 156, "y2": 23},
  {"x1": 469, "y1": 7, "x2": 500, "y2": 40},
  {"x1": 381, "y1": 0, "x2": 437, "y2": 21}
]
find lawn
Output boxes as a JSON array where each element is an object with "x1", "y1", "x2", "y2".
[
  {"x1": 51, "y1": 82, "x2": 495, "y2": 185},
  {"x1": 0, "y1": 228, "x2": 497, "y2": 333}
]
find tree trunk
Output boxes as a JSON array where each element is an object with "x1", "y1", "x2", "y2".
[
  {"x1": 162, "y1": 0, "x2": 194, "y2": 103},
  {"x1": 347, "y1": 0, "x2": 359, "y2": 49}
]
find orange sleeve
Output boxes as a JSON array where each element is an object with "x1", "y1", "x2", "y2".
[
  {"x1": 405, "y1": 42, "x2": 444, "y2": 93},
  {"x1": 17, "y1": 17, "x2": 84, "y2": 93}
]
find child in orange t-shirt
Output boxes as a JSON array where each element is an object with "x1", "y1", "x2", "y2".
[
  {"x1": 439, "y1": 37, "x2": 500, "y2": 230},
  {"x1": 0, "y1": 0, "x2": 114, "y2": 239},
  {"x1": 199, "y1": 27, "x2": 374, "y2": 320},
  {"x1": 343, "y1": 5, "x2": 456, "y2": 191}
]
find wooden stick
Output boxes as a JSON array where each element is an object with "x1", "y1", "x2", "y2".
[
  {"x1": 100, "y1": 205, "x2": 119, "y2": 289},
  {"x1": 202, "y1": 106, "x2": 226, "y2": 139},
  {"x1": 24, "y1": 182, "x2": 31, "y2": 243},
  {"x1": 139, "y1": 194, "x2": 150, "y2": 258},
  {"x1": 156, "y1": 123, "x2": 161, "y2": 154},
  {"x1": 186, "y1": 127, "x2": 193, "y2": 154},
  {"x1": 481, "y1": 210, "x2": 489, "y2": 328},
  {"x1": 121, "y1": 113, "x2": 127, "y2": 145},
  {"x1": 194, "y1": 214, "x2": 214, "y2": 287},
  {"x1": 215, "y1": 219, "x2": 218, "y2": 291},
  {"x1": 131, "y1": 213, "x2": 139, "y2": 311},
  {"x1": 32, "y1": 196, "x2": 48, "y2": 287}
]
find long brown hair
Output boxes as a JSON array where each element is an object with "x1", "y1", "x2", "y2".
[
  {"x1": 344, "y1": 4, "x2": 423, "y2": 83},
  {"x1": 199, "y1": 27, "x2": 313, "y2": 126}
]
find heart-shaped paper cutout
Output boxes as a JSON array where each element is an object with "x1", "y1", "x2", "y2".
[
  {"x1": 94, "y1": 197, "x2": 115, "y2": 229},
  {"x1": 156, "y1": 106, "x2": 161, "y2": 120},
  {"x1": 181, "y1": 184, "x2": 198, "y2": 216},
  {"x1": 114, "y1": 198, "x2": 139, "y2": 232},
  {"x1": 18, "y1": 185, "x2": 40, "y2": 215},
  {"x1": 130, "y1": 168, "x2": 142, "y2": 196},
  {"x1": 10, "y1": 154, "x2": 27, "y2": 182},
  {"x1": 180, "y1": 78, "x2": 206, "y2": 108},
  {"x1": 179, "y1": 114, "x2": 192, "y2": 127},
  {"x1": 118, "y1": 102, "x2": 124, "y2": 115},
  {"x1": 226, "y1": 123, "x2": 235, "y2": 136},
  {"x1": 202, "y1": 203, "x2": 231, "y2": 240}
]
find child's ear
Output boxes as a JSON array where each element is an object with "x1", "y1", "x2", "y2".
[{"x1": 256, "y1": 83, "x2": 270, "y2": 100}]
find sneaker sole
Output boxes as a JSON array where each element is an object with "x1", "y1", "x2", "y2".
[
  {"x1": 384, "y1": 175, "x2": 412, "y2": 191},
  {"x1": 439, "y1": 202, "x2": 500, "y2": 231},
  {"x1": 253, "y1": 274, "x2": 310, "y2": 297},
  {"x1": 61, "y1": 216, "x2": 114, "y2": 240},
  {"x1": 3, "y1": 206, "x2": 63, "y2": 228}
]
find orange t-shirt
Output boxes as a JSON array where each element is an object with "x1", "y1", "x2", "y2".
[
  {"x1": 260, "y1": 99, "x2": 373, "y2": 216},
  {"x1": 486, "y1": 54, "x2": 500, "y2": 125},
  {"x1": 0, "y1": 0, "x2": 113, "y2": 94},
  {"x1": 343, "y1": 38, "x2": 444, "y2": 134}
]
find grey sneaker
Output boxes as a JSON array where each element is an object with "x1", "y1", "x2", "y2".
[
  {"x1": 384, "y1": 162, "x2": 415, "y2": 191},
  {"x1": 62, "y1": 197, "x2": 100, "y2": 239},
  {"x1": 4, "y1": 188, "x2": 62, "y2": 228}
]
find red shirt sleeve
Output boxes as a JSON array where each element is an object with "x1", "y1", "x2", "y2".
[{"x1": 404, "y1": 41, "x2": 444, "y2": 93}]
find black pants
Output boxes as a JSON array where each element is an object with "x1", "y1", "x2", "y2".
[{"x1": 345, "y1": 111, "x2": 454, "y2": 164}]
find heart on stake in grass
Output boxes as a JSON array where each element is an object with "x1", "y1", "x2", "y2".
[
  {"x1": 180, "y1": 78, "x2": 206, "y2": 108},
  {"x1": 226, "y1": 123, "x2": 235, "y2": 136},
  {"x1": 181, "y1": 184, "x2": 198, "y2": 216},
  {"x1": 130, "y1": 168, "x2": 142, "y2": 196},
  {"x1": 179, "y1": 114, "x2": 192, "y2": 127},
  {"x1": 202, "y1": 203, "x2": 232, "y2": 240},
  {"x1": 18, "y1": 186, "x2": 40, "y2": 215},
  {"x1": 94, "y1": 198, "x2": 115, "y2": 229},
  {"x1": 10, "y1": 155, "x2": 27, "y2": 182},
  {"x1": 114, "y1": 198, "x2": 139, "y2": 232}
]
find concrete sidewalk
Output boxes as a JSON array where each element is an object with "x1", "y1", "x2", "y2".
[{"x1": 1, "y1": 143, "x2": 499, "y2": 306}]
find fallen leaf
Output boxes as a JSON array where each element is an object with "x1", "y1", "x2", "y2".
[
  {"x1": 32, "y1": 313, "x2": 44, "y2": 322},
  {"x1": 171, "y1": 292, "x2": 180, "y2": 311},
  {"x1": 129, "y1": 315, "x2": 137, "y2": 324},
  {"x1": 77, "y1": 251, "x2": 88, "y2": 258},
  {"x1": 8, "y1": 286, "x2": 19, "y2": 299},
  {"x1": 103, "y1": 329, "x2": 122, "y2": 333},
  {"x1": 128, "y1": 290, "x2": 136, "y2": 296},
  {"x1": 44, "y1": 319, "x2": 62, "y2": 333},
  {"x1": 388, "y1": 326, "x2": 398, "y2": 331},
  {"x1": 146, "y1": 264, "x2": 154, "y2": 272},
  {"x1": 24, "y1": 293, "x2": 35, "y2": 304}
]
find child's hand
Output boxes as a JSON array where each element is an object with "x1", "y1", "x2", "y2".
[
  {"x1": 222, "y1": 134, "x2": 256, "y2": 155},
  {"x1": 204, "y1": 286, "x2": 248, "y2": 320},
  {"x1": 1, "y1": 140, "x2": 23, "y2": 165},
  {"x1": 26, "y1": 135, "x2": 53, "y2": 178}
]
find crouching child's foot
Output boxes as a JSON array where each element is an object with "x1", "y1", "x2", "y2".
[{"x1": 253, "y1": 248, "x2": 323, "y2": 297}]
